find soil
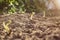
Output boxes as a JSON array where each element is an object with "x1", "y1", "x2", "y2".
[{"x1": 0, "y1": 13, "x2": 60, "y2": 40}]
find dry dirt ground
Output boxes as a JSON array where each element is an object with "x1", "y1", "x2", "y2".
[{"x1": 0, "y1": 13, "x2": 60, "y2": 40}]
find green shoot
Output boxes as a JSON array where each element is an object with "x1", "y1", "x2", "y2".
[
  {"x1": 3, "y1": 20, "x2": 12, "y2": 33},
  {"x1": 30, "y1": 12, "x2": 35, "y2": 20},
  {"x1": 43, "y1": 11, "x2": 46, "y2": 17}
]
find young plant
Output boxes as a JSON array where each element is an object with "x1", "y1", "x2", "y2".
[
  {"x1": 3, "y1": 20, "x2": 12, "y2": 34},
  {"x1": 30, "y1": 12, "x2": 35, "y2": 20},
  {"x1": 43, "y1": 11, "x2": 46, "y2": 17}
]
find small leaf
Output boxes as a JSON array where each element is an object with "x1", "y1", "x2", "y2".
[{"x1": 15, "y1": 1, "x2": 19, "y2": 5}]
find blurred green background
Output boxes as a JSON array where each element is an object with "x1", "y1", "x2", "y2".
[{"x1": 0, "y1": 0, "x2": 50, "y2": 14}]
